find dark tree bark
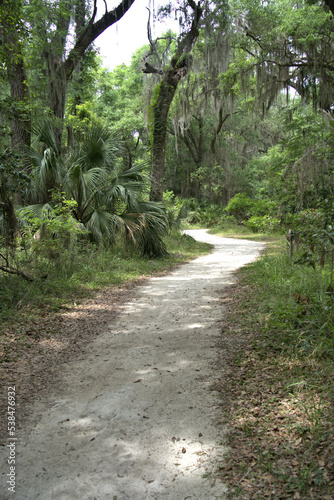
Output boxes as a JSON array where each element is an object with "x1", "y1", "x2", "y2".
[
  {"x1": 210, "y1": 107, "x2": 230, "y2": 162},
  {"x1": 66, "y1": 0, "x2": 86, "y2": 149},
  {"x1": 0, "y1": 176, "x2": 17, "y2": 250},
  {"x1": 169, "y1": 115, "x2": 204, "y2": 197},
  {"x1": 7, "y1": 49, "x2": 31, "y2": 151},
  {"x1": 0, "y1": 0, "x2": 31, "y2": 150},
  {"x1": 48, "y1": 0, "x2": 136, "y2": 150},
  {"x1": 144, "y1": 0, "x2": 203, "y2": 202},
  {"x1": 210, "y1": 107, "x2": 233, "y2": 204}
]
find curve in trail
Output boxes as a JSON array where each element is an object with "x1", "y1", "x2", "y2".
[{"x1": 3, "y1": 230, "x2": 264, "y2": 500}]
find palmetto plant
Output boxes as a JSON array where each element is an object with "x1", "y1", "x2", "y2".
[{"x1": 23, "y1": 123, "x2": 168, "y2": 257}]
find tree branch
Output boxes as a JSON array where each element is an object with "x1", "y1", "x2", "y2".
[
  {"x1": 64, "y1": 0, "x2": 136, "y2": 79},
  {"x1": 0, "y1": 253, "x2": 34, "y2": 281},
  {"x1": 143, "y1": 62, "x2": 163, "y2": 74},
  {"x1": 211, "y1": 107, "x2": 230, "y2": 158},
  {"x1": 175, "y1": 1, "x2": 203, "y2": 61}
]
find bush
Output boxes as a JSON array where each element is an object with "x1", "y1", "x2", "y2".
[
  {"x1": 293, "y1": 203, "x2": 334, "y2": 272},
  {"x1": 225, "y1": 193, "x2": 279, "y2": 224},
  {"x1": 224, "y1": 193, "x2": 254, "y2": 221},
  {"x1": 252, "y1": 199, "x2": 278, "y2": 217},
  {"x1": 165, "y1": 195, "x2": 224, "y2": 227},
  {"x1": 245, "y1": 215, "x2": 280, "y2": 233}
]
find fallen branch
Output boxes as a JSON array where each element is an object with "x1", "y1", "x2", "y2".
[{"x1": 0, "y1": 253, "x2": 34, "y2": 281}]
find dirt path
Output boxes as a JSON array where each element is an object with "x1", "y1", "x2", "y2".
[{"x1": 1, "y1": 230, "x2": 264, "y2": 500}]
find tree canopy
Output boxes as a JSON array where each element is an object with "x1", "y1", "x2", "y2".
[{"x1": 1, "y1": 0, "x2": 334, "y2": 259}]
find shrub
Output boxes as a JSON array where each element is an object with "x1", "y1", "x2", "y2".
[
  {"x1": 225, "y1": 193, "x2": 279, "y2": 224},
  {"x1": 245, "y1": 215, "x2": 280, "y2": 233},
  {"x1": 224, "y1": 193, "x2": 254, "y2": 221}
]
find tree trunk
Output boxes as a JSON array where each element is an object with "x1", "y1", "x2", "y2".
[
  {"x1": 47, "y1": 53, "x2": 68, "y2": 151},
  {"x1": 7, "y1": 54, "x2": 31, "y2": 151},
  {"x1": 150, "y1": 74, "x2": 178, "y2": 201},
  {"x1": 146, "y1": 1, "x2": 203, "y2": 202},
  {"x1": 48, "y1": 0, "x2": 137, "y2": 150},
  {"x1": 0, "y1": 0, "x2": 31, "y2": 150},
  {"x1": 0, "y1": 175, "x2": 17, "y2": 251},
  {"x1": 180, "y1": 116, "x2": 204, "y2": 197}
]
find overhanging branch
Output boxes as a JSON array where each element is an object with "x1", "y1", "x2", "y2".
[{"x1": 64, "y1": 0, "x2": 136, "y2": 79}]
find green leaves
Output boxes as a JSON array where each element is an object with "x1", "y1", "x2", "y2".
[{"x1": 23, "y1": 122, "x2": 168, "y2": 256}]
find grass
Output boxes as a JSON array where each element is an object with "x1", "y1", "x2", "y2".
[
  {"x1": 208, "y1": 221, "x2": 280, "y2": 241},
  {"x1": 0, "y1": 230, "x2": 212, "y2": 354},
  {"x1": 2, "y1": 222, "x2": 333, "y2": 497},
  {"x1": 215, "y1": 235, "x2": 334, "y2": 498}
]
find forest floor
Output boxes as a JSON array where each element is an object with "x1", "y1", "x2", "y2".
[{"x1": 0, "y1": 230, "x2": 264, "y2": 499}]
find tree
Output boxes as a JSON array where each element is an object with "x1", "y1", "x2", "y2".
[
  {"x1": 46, "y1": 0, "x2": 138, "y2": 149},
  {"x1": 94, "y1": 48, "x2": 149, "y2": 170},
  {"x1": 0, "y1": 0, "x2": 31, "y2": 150},
  {"x1": 232, "y1": 0, "x2": 334, "y2": 111},
  {"x1": 143, "y1": 0, "x2": 203, "y2": 202},
  {"x1": 24, "y1": 123, "x2": 169, "y2": 256},
  {"x1": 1, "y1": 0, "x2": 137, "y2": 151}
]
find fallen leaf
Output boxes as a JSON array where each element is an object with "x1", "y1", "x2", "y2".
[{"x1": 58, "y1": 418, "x2": 69, "y2": 424}]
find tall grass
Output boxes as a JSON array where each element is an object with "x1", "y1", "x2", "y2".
[{"x1": 247, "y1": 243, "x2": 334, "y2": 360}]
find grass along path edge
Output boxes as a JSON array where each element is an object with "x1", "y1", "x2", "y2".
[{"x1": 215, "y1": 241, "x2": 334, "y2": 499}]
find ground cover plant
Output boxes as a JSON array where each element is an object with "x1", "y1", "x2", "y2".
[{"x1": 215, "y1": 237, "x2": 334, "y2": 498}]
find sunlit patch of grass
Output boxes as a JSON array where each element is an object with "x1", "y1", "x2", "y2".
[{"x1": 207, "y1": 222, "x2": 280, "y2": 242}]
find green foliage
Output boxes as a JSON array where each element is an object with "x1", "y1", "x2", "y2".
[
  {"x1": 247, "y1": 240, "x2": 334, "y2": 360},
  {"x1": 224, "y1": 193, "x2": 255, "y2": 221},
  {"x1": 172, "y1": 198, "x2": 225, "y2": 227},
  {"x1": 94, "y1": 57, "x2": 148, "y2": 169},
  {"x1": 245, "y1": 215, "x2": 280, "y2": 233},
  {"x1": 66, "y1": 101, "x2": 105, "y2": 140},
  {"x1": 20, "y1": 190, "x2": 84, "y2": 261},
  {"x1": 292, "y1": 202, "x2": 334, "y2": 279},
  {"x1": 23, "y1": 122, "x2": 168, "y2": 257}
]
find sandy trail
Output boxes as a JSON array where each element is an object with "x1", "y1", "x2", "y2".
[{"x1": 2, "y1": 230, "x2": 264, "y2": 500}]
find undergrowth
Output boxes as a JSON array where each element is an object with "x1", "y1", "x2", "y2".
[{"x1": 218, "y1": 239, "x2": 334, "y2": 498}]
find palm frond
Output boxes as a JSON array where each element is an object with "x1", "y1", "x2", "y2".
[
  {"x1": 85, "y1": 209, "x2": 115, "y2": 242},
  {"x1": 32, "y1": 121, "x2": 59, "y2": 156}
]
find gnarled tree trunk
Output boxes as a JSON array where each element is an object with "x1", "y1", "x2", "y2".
[
  {"x1": 150, "y1": 71, "x2": 179, "y2": 201},
  {"x1": 144, "y1": 0, "x2": 203, "y2": 202}
]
